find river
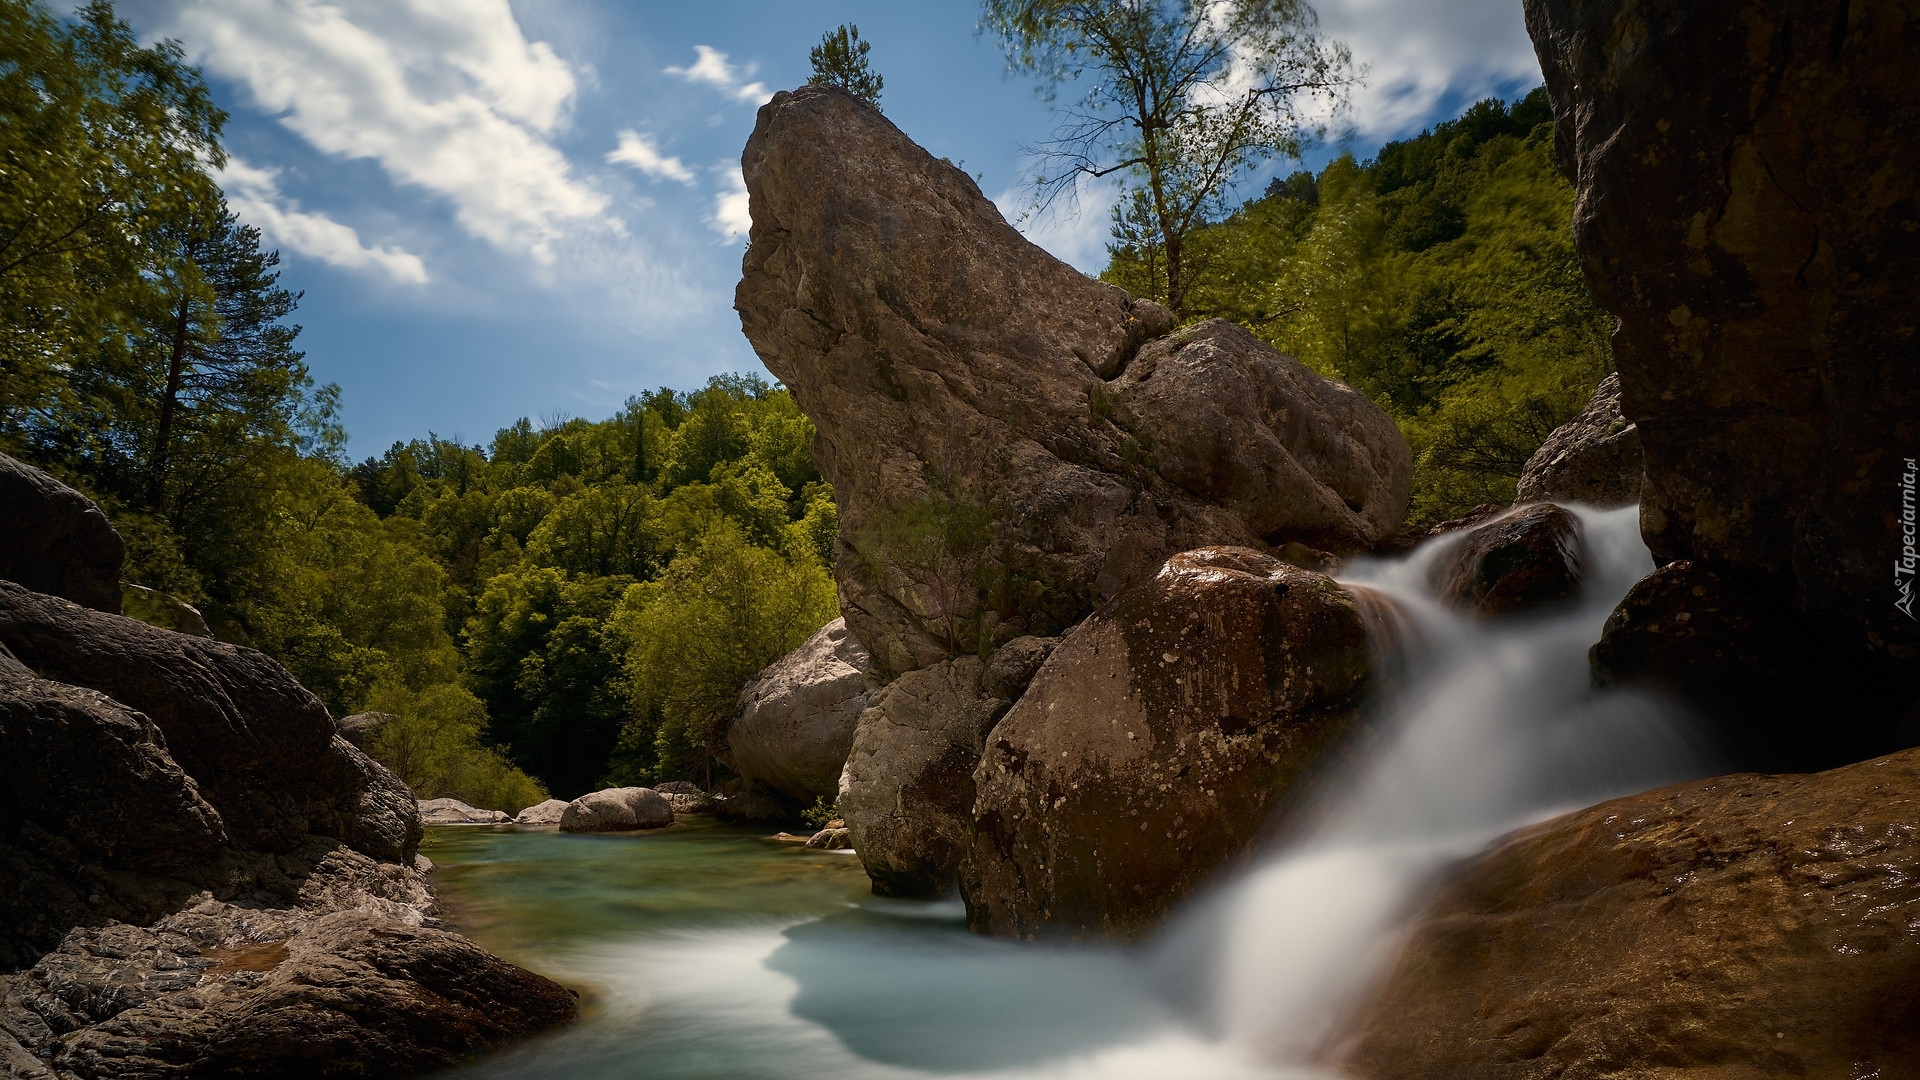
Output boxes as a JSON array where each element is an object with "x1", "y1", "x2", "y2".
[{"x1": 432, "y1": 504, "x2": 1713, "y2": 1078}]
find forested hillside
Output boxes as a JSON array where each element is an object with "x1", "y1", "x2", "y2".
[{"x1": 1106, "y1": 89, "x2": 1612, "y2": 525}]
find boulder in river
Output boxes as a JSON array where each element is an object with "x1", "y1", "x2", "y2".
[
  {"x1": 722, "y1": 617, "x2": 873, "y2": 803},
  {"x1": 417, "y1": 798, "x2": 510, "y2": 825},
  {"x1": 0, "y1": 451, "x2": 122, "y2": 614},
  {"x1": 1514, "y1": 373, "x2": 1641, "y2": 507},
  {"x1": 736, "y1": 84, "x2": 1410, "y2": 675},
  {"x1": 965, "y1": 547, "x2": 1377, "y2": 938},
  {"x1": 560, "y1": 787, "x2": 674, "y2": 832},
  {"x1": 514, "y1": 799, "x2": 569, "y2": 826},
  {"x1": 1341, "y1": 747, "x2": 1920, "y2": 1078},
  {"x1": 838, "y1": 656, "x2": 1009, "y2": 898},
  {"x1": 805, "y1": 827, "x2": 853, "y2": 850},
  {"x1": 1428, "y1": 504, "x2": 1585, "y2": 617},
  {"x1": 1526, "y1": 0, "x2": 1920, "y2": 671}
]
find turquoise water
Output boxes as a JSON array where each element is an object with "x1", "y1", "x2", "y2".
[{"x1": 427, "y1": 820, "x2": 1271, "y2": 1080}]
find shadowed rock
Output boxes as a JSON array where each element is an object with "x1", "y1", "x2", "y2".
[
  {"x1": 1526, "y1": 0, "x2": 1920, "y2": 670},
  {"x1": 1515, "y1": 373, "x2": 1641, "y2": 507},
  {"x1": 0, "y1": 453, "x2": 122, "y2": 614},
  {"x1": 736, "y1": 85, "x2": 1410, "y2": 676},
  {"x1": 1342, "y1": 748, "x2": 1920, "y2": 1078},
  {"x1": 964, "y1": 548, "x2": 1376, "y2": 938},
  {"x1": 1429, "y1": 504, "x2": 1585, "y2": 617}
]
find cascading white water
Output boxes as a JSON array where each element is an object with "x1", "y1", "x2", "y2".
[
  {"x1": 1155, "y1": 503, "x2": 1714, "y2": 1068},
  {"x1": 444, "y1": 503, "x2": 1715, "y2": 1080}
]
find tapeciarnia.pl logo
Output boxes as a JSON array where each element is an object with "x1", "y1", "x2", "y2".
[{"x1": 1900, "y1": 457, "x2": 1918, "y2": 621}]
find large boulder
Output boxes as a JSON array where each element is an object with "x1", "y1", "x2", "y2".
[
  {"x1": 964, "y1": 548, "x2": 1376, "y2": 939},
  {"x1": 837, "y1": 657, "x2": 1009, "y2": 898},
  {"x1": 559, "y1": 787, "x2": 673, "y2": 832},
  {"x1": 1514, "y1": 373, "x2": 1642, "y2": 507},
  {"x1": 1525, "y1": 0, "x2": 1920, "y2": 669},
  {"x1": 0, "y1": 583, "x2": 412, "y2": 859},
  {"x1": 1428, "y1": 504, "x2": 1585, "y2": 617},
  {"x1": 0, "y1": 453, "x2": 122, "y2": 614},
  {"x1": 1590, "y1": 560, "x2": 1896, "y2": 771},
  {"x1": 514, "y1": 799, "x2": 569, "y2": 826},
  {"x1": 1341, "y1": 748, "x2": 1920, "y2": 1078},
  {"x1": 723, "y1": 617, "x2": 874, "y2": 803},
  {"x1": 417, "y1": 798, "x2": 510, "y2": 825},
  {"x1": 736, "y1": 85, "x2": 1410, "y2": 676}
]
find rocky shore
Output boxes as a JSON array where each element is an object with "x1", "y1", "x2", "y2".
[{"x1": 0, "y1": 455, "x2": 576, "y2": 1077}]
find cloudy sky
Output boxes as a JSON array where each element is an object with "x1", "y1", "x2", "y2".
[{"x1": 120, "y1": 0, "x2": 1543, "y2": 457}]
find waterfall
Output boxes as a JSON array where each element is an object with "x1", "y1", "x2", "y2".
[{"x1": 1152, "y1": 503, "x2": 1714, "y2": 1067}]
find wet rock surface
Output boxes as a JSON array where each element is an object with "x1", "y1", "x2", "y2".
[
  {"x1": 736, "y1": 85, "x2": 1409, "y2": 676},
  {"x1": 964, "y1": 548, "x2": 1376, "y2": 939},
  {"x1": 1429, "y1": 504, "x2": 1585, "y2": 617},
  {"x1": 0, "y1": 454, "x2": 576, "y2": 1075},
  {"x1": 1514, "y1": 373, "x2": 1641, "y2": 507},
  {"x1": 723, "y1": 617, "x2": 874, "y2": 803},
  {"x1": 1342, "y1": 748, "x2": 1920, "y2": 1079},
  {"x1": 1526, "y1": 0, "x2": 1920, "y2": 666}
]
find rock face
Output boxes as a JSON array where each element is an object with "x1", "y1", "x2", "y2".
[
  {"x1": 965, "y1": 548, "x2": 1376, "y2": 938},
  {"x1": 736, "y1": 85, "x2": 1410, "y2": 676},
  {"x1": 418, "y1": 798, "x2": 511, "y2": 825},
  {"x1": 559, "y1": 787, "x2": 673, "y2": 832},
  {"x1": 1525, "y1": 0, "x2": 1920, "y2": 668},
  {"x1": 1341, "y1": 748, "x2": 1920, "y2": 1078},
  {"x1": 0, "y1": 454, "x2": 576, "y2": 1074},
  {"x1": 0, "y1": 453, "x2": 122, "y2": 614},
  {"x1": 514, "y1": 799, "x2": 569, "y2": 826},
  {"x1": 1428, "y1": 504, "x2": 1585, "y2": 617},
  {"x1": 1514, "y1": 373, "x2": 1641, "y2": 507},
  {"x1": 723, "y1": 617, "x2": 874, "y2": 803},
  {"x1": 837, "y1": 657, "x2": 1010, "y2": 898},
  {"x1": 1590, "y1": 560, "x2": 1894, "y2": 771}
]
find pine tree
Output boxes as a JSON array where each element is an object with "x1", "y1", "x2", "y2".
[{"x1": 807, "y1": 24, "x2": 883, "y2": 112}]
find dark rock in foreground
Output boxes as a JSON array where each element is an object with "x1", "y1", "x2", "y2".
[
  {"x1": 965, "y1": 547, "x2": 1376, "y2": 938},
  {"x1": 736, "y1": 85, "x2": 1410, "y2": 677},
  {"x1": 1429, "y1": 504, "x2": 1585, "y2": 617},
  {"x1": 1526, "y1": 0, "x2": 1920, "y2": 669},
  {"x1": 0, "y1": 454, "x2": 576, "y2": 1076},
  {"x1": 1514, "y1": 373, "x2": 1641, "y2": 507},
  {"x1": 1341, "y1": 748, "x2": 1920, "y2": 1078}
]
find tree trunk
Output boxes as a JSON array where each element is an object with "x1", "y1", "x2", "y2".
[{"x1": 146, "y1": 291, "x2": 193, "y2": 512}]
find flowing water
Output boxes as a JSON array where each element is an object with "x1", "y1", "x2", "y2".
[{"x1": 435, "y1": 504, "x2": 1713, "y2": 1079}]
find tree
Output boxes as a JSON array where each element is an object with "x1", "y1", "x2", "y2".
[
  {"x1": 983, "y1": 0, "x2": 1352, "y2": 316},
  {"x1": 808, "y1": 23, "x2": 883, "y2": 111},
  {"x1": 0, "y1": 0, "x2": 225, "y2": 439}
]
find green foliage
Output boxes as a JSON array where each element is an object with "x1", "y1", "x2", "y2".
[
  {"x1": 362, "y1": 681, "x2": 547, "y2": 814},
  {"x1": 1109, "y1": 87, "x2": 1611, "y2": 526},
  {"x1": 604, "y1": 522, "x2": 838, "y2": 787},
  {"x1": 807, "y1": 24, "x2": 883, "y2": 111},
  {"x1": 984, "y1": 0, "x2": 1353, "y2": 316},
  {"x1": 801, "y1": 797, "x2": 838, "y2": 830}
]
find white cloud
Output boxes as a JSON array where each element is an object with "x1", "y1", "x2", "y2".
[
  {"x1": 218, "y1": 157, "x2": 429, "y2": 284},
  {"x1": 707, "y1": 166, "x2": 751, "y2": 241},
  {"x1": 162, "y1": 0, "x2": 612, "y2": 263},
  {"x1": 1313, "y1": 0, "x2": 1542, "y2": 138},
  {"x1": 994, "y1": 174, "x2": 1119, "y2": 275},
  {"x1": 665, "y1": 45, "x2": 773, "y2": 105},
  {"x1": 607, "y1": 130, "x2": 696, "y2": 185}
]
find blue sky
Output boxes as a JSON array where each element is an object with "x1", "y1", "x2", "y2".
[{"x1": 119, "y1": 1, "x2": 1544, "y2": 458}]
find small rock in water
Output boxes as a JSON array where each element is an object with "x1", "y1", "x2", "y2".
[
  {"x1": 513, "y1": 799, "x2": 569, "y2": 826},
  {"x1": 766, "y1": 832, "x2": 811, "y2": 844},
  {"x1": 805, "y1": 827, "x2": 853, "y2": 850},
  {"x1": 418, "y1": 798, "x2": 510, "y2": 825},
  {"x1": 1428, "y1": 504, "x2": 1584, "y2": 617}
]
